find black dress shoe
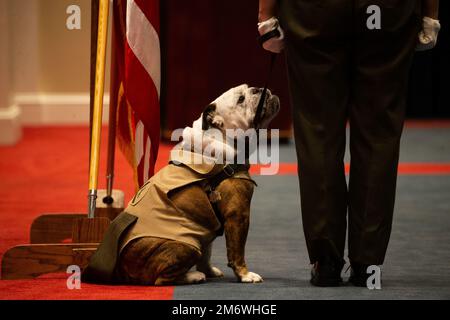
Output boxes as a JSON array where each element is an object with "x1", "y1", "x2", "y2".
[
  {"x1": 348, "y1": 262, "x2": 372, "y2": 287},
  {"x1": 310, "y1": 257, "x2": 344, "y2": 287}
]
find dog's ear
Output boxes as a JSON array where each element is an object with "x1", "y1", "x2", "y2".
[{"x1": 202, "y1": 103, "x2": 223, "y2": 130}]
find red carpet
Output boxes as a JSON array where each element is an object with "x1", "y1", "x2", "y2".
[
  {"x1": 0, "y1": 127, "x2": 174, "y2": 300},
  {"x1": 1, "y1": 125, "x2": 449, "y2": 299},
  {"x1": 0, "y1": 274, "x2": 173, "y2": 300}
]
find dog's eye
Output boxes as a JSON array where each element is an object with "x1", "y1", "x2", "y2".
[{"x1": 237, "y1": 95, "x2": 245, "y2": 104}]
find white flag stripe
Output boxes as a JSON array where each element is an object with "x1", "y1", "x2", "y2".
[
  {"x1": 134, "y1": 120, "x2": 145, "y2": 165},
  {"x1": 143, "y1": 136, "x2": 151, "y2": 182},
  {"x1": 126, "y1": 0, "x2": 161, "y2": 98}
]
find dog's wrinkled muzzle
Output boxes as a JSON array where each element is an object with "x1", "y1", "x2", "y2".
[{"x1": 253, "y1": 87, "x2": 278, "y2": 129}]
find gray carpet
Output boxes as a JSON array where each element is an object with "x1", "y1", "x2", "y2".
[
  {"x1": 278, "y1": 126, "x2": 450, "y2": 163},
  {"x1": 173, "y1": 127, "x2": 450, "y2": 300}
]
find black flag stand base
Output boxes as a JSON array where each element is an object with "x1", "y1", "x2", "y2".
[{"x1": 0, "y1": 0, "x2": 123, "y2": 280}]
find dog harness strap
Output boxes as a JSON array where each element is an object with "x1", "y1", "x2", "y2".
[
  {"x1": 212, "y1": 201, "x2": 225, "y2": 237},
  {"x1": 170, "y1": 161, "x2": 251, "y2": 192},
  {"x1": 208, "y1": 163, "x2": 250, "y2": 191},
  {"x1": 207, "y1": 163, "x2": 250, "y2": 237},
  {"x1": 82, "y1": 212, "x2": 138, "y2": 284}
]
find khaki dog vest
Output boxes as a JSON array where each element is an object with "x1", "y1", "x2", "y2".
[
  {"x1": 120, "y1": 150, "x2": 255, "y2": 254},
  {"x1": 82, "y1": 149, "x2": 255, "y2": 284}
]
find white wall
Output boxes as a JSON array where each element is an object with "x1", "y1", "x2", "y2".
[
  {"x1": 0, "y1": 0, "x2": 112, "y2": 145},
  {"x1": 0, "y1": 0, "x2": 21, "y2": 145}
]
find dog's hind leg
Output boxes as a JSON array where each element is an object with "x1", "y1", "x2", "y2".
[
  {"x1": 118, "y1": 237, "x2": 202, "y2": 285},
  {"x1": 156, "y1": 271, "x2": 206, "y2": 286}
]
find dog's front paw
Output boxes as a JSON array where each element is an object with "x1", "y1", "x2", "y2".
[
  {"x1": 183, "y1": 271, "x2": 207, "y2": 284},
  {"x1": 198, "y1": 266, "x2": 224, "y2": 278},
  {"x1": 239, "y1": 272, "x2": 263, "y2": 283},
  {"x1": 206, "y1": 266, "x2": 225, "y2": 278}
]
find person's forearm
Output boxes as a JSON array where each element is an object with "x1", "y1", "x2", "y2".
[
  {"x1": 258, "y1": 0, "x2": 278, "y2": 22},
  {"x1": 423, "y1": 0, "x2": 439, "y2": 19}
]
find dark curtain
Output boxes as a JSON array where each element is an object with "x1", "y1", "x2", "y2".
[
  {"x1": 407, "y1": 1, "x2": 450, "y2": 118},
  {"x1": 160, "y1": 0, "x2": 449, "y2": 142},
  {"x1": 160, "y1": 0, "x2": 292, "y2": 140}
]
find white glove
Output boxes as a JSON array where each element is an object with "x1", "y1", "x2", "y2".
[
  {"x1": 258, "y1": 17, "x2": 285, "y2": 53},
  {"x1": 416, "y1": 16, "x2": 441, "y2": 51}
]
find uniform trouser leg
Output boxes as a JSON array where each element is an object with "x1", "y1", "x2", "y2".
[
  {"x1": 279, "y1": 0, "x2": 354, "y2": 263},
  {"x1": 348, "y1": 0, "x2": 421, "y2": 265},
  {"x1": 279, "y1": 0, "x2": 421, "y2": 264}
]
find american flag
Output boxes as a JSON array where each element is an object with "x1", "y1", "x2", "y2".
[{"x1": 111, "y1": 0, "x2": 160, "y2": 189}]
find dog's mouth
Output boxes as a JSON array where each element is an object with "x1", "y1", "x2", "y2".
[{"x1": 254, "y1": 90, "x2": 280, "y2": 128}]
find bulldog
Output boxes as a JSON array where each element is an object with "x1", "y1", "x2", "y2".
[{"x1": 82, "y1": 84, "x2": 280, "y2": 285}]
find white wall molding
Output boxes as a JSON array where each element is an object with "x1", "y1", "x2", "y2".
[
  {"x1": 15, "y1": 93, "x2": 111, "y2": 125},
  {"x1": 0, "y1": 105, "x2": 22, "y2": 145}
]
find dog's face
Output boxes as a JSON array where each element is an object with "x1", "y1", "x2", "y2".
[{"x1": 202, "y1": 84, "x2": 280, "y2": 131}]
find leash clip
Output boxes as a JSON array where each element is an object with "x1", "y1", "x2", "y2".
[{"x1": 223, "y1": 165, "x2": 235, "y2": 177}]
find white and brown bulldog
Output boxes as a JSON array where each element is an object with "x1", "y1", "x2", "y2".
[{"x1": 82, "y1": 84, "x2": 280, "y2": 285}]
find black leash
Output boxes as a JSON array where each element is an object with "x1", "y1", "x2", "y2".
[
  {"x1": 253, "y1": 23, "x2": 281, "y2": 130},
  {"x1": 253, "y1": 53, "x2": 277, "y2": 130}
]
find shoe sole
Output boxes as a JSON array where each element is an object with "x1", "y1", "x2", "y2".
[
  {"x1": 310, "y1": 277, "x2": 343, "y2": 287},
  {"x1": 348, "y1": 277, "x2": 367, "y2": 287}
]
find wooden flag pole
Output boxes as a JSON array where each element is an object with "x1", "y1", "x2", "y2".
[
  {"x1": 88, "y1": 0, "x2": 110, "y2": 218},
  {"x1": 104, "y1": 108, "x2": 117, "y2": 204},
  {"x1": 90, "y1": 0, "x2": 124, "y2": 219},
  {"x1": 104, "y1": 14, "x2": 118, "y2": 206},
  {"x1": 0, "y1": 0, "x2": 120, "y2": 280},
  {"x1": 89, "y1": 0, "x2": 100, "y2": 155}
]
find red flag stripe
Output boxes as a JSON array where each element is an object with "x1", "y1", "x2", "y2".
[
  {"x1": 133, "y1": 0, "x2": 160, "y2": 34},
  {"x1": 124, "y1": 40, "x2": 160, "y2": 154},
  {"x1": 126, "y1": 0, "x2": 161, "y2": 96},
  {"x1": 120, "y1": 0, "x2": 160, "y2": 186}
]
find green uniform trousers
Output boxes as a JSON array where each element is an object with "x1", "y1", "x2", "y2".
[{"x1": 279, "y1": 0, "x2": 421, "y2": 265}]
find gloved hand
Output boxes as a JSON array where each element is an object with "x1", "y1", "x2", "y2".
[
  {"x1": 258, "y1": 17, "x2": 285, "y2": 53},
  {"x1": 416, "y1": 16, "x2": 441, "y2": 51}
]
